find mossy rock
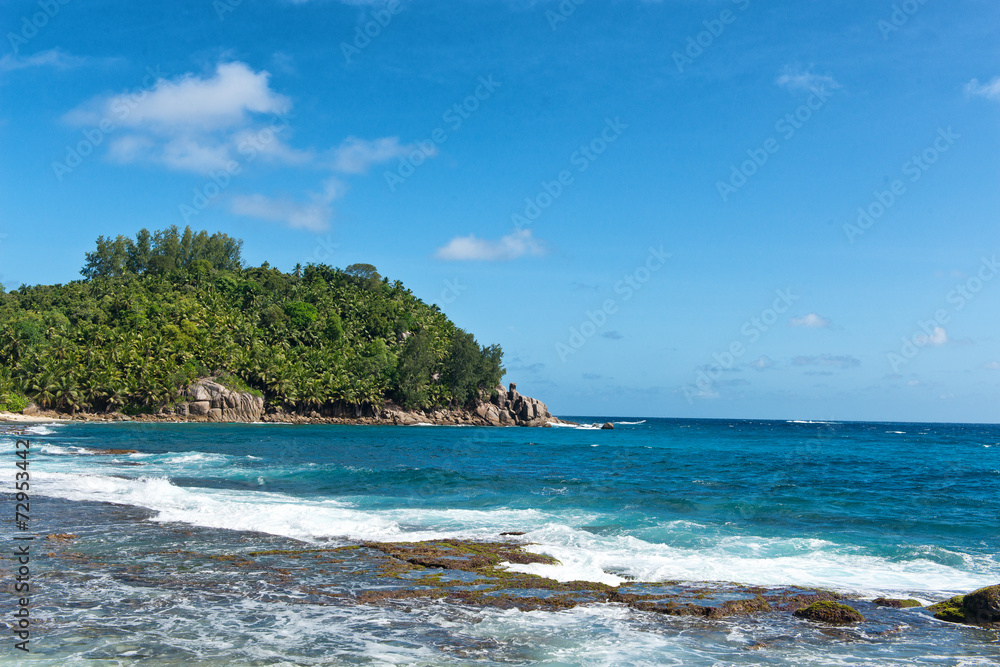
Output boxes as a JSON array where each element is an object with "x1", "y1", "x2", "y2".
[
  {"x1": 927, "y1": 595, "x2": 965, "y2": 623},
  {"x1": 961, "y1": 585, "x2": 1000, "y2": 625},
  {"x1": 872, "y1": 597, "x2": 922, "y2": 609},
  {"x1": 793, "y1": 600, "x2": 865, "y2": 624}
]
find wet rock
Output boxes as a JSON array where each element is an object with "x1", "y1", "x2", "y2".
[
  {"x1": 872, "y1": 597, "x2": 922, "y2": 609},
  {"x1": 601, "y1": 422, "x2": 614, "y2": 430},
  {"x1": 46, "y1": 533, "x2": 78, "y2": 541},
  {"x1": 793, "y1": 601, "x2": 865, "y2": 624},
  {"x1": 928, "y1": 595, "x2": 966, "y2": 623}
]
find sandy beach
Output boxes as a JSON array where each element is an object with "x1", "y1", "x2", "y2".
[{"x1": 0, "y1": 411, "x2": 68, "y2": 424}]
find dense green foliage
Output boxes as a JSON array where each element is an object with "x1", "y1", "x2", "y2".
[{"x1": 0, "y1": 228, "x2": 504, "y2": 415}]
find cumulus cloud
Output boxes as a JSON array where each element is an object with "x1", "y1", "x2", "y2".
[
  {"x1": 792, "y1": 354, "x2": 860, "y2": 369},
  {"x1": 108, "y1": 62, "x2": 289, "y2": 129},
  {"x1": 64, "y1": 61, "x2": 301, "y2": 174},
  {"x1": 62, "y1": 60, "x2": 428, "y2": 230},
  {"x1": 748, "y1": 355, "x2": 774, "y2": 370},
  {"x1": 790, "y1": 313, "x2": 831, "y2": 328},
  {"x1": 915, "y1": 327, "x2": 948, "y2": 347},
  {"x1": 435, "y1": 229, "x2": 544, "y2": 261},
  {"x1": 776, "y1": 65, "x2": 841, "y2": 93},
  {"x1": 965, "y1": 76, "x2": 1000, "y2": 101}
]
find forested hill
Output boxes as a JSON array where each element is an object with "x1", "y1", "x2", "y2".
[{"x1": 0, "y1": 227, "x2": 504, "y2": 416}]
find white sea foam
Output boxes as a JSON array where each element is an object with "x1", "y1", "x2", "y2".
[
  {"x1": 25, "y1": 424, "x2": 59, "y2": 435},
  {"x1": 613, "y1": 420, "x2": 646, "y2": 425},
  {"x1": 32, "y1": 470, "x2": 999, "y2": 598}
]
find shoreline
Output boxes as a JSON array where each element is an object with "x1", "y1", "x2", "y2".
[{"x1": 0, "y1": 409, "x2": 577, "y2": 428}]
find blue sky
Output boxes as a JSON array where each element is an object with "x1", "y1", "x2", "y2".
[{"x1": 1, "y1": 0, "x2": 999, "y2": 423}]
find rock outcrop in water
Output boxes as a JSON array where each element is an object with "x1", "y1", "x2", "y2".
[
  {"x1": 793, "y1": 601, "x2": 865, "y2": 624},
  {"x1": 375, "y1": 383, "x2": 568, "y2": 427},
  {"x1": 929, "y1": 584, "x2": 1000, "y2": 626}
]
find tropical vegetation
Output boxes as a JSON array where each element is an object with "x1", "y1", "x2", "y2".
[{"x1": 0, "y1": 226, "x2": 504, "y2": 416}]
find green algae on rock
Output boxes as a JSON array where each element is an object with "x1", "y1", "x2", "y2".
[
  {"x1": 872, "y1": 597, "x2": 922, "y2": 609},
  {"x1": 793, "y1": 600, "x2": 865, "y2": 624},
  {"x1": 962, "y1": 585, "x2": 1000, "y2": 625}
]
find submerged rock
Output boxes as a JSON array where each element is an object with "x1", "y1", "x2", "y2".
[{"x1": 793, "y1": 601, "x2": 865, "y2": 624}]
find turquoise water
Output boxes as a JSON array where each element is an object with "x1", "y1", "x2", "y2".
[{"x1": 5, "y1": 418, "x2": 1000, "y2": 664}]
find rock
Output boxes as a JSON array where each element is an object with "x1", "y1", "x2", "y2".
[
  {"x1": 22, "y1": 403, "x2": 39, "y2": 416},
  {"x1": 928, "y1": 595, "x2": 966, "y2": 623},
  {"x1": 793, "y1": 601, "x2": 864, "y2": 624},
  {"x1": 183, "y1": 378, "x2": 264, "y2": 423},
  {"x1": 961, "y1": 585, "x2": 1000, "y2": 625},
  {"x1": 187, "y1": 384, "x2": 211, "y2": 402},
  {"x1": 601, "y1": 422, "x2": 615, "y2": 430},
  {"x1": 492, "y1": 385, "x2": 508, "y2": 409},
  {"x1": 872, "y1": 598, "x2": 921, "y2": 609},
  {"x1": 46, "y1": 533, "x2": 78, "y2": 541},
  {"x1": 189, "y1": 401, "x2": 211, "y2": 416}
]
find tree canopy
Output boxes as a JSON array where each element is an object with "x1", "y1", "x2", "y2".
[{"x1": 0, "y1": 228, "x2": 504, "y2": 415}]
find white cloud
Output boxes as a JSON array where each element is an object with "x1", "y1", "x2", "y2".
[
  {"x1": 748, "y1": 355, "x2": 774, "y2": 370},
  {"x1": 435, "y1": 229, "x2": 544, "y2": 261},
  {"x1": 776, "y1": 65, "x2": 841, "y2": 93},
  {"x1": 329, "y1": 136, "x2": 430, "y2": 174},
  {"x1": 231, "y1": 178, "x2": 343, "y2": 232},
  {"x1": 113, "y1": 61, "x2": 289, "y2": 130},
  {"x1": 64, "y1": 61, "x2": 298, "y2": 174},
  {"x1": 915, "y1": 326, "x2": 948, "y2": 347},
  {"x1": 790, "y1": 313, "x2": 831, "y2": 328},
  {"x1": 984, "y1": 361, "x2": 1000, "y2": 370},
  {"x1": 965, "y1": 76, "x2": 1000, "y2": 101},
  {"x1": 0, "y1": 49, "x2": 86, "y2": 72}
]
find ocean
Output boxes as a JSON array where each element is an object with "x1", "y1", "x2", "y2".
[{"x1": 3, "y1": 418, "x2": 999, "y2": 665}]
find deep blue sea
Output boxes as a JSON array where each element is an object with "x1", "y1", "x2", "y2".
[{"x1": 4, "y1": 418, "x2": 1000, "y2": 665}]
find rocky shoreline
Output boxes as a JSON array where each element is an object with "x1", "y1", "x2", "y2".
[
  {"x1": 8, "y1": 380, "x2": 576, "y2": 428},
  {"x1": 39, "y1": 525, "x2": 999, "y2": 629}
]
